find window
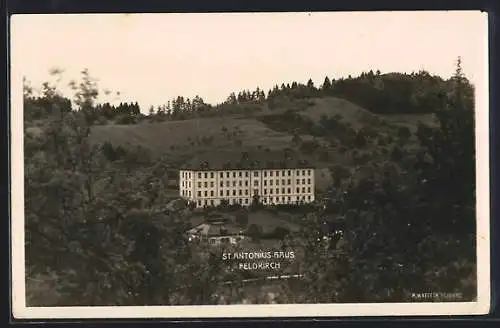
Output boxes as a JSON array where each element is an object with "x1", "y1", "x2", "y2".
[
  {"x1": 204, "y1": 191, "x2": 208, "y2": 196},
  {"x1": 254, "y1": 180, "x2": 258, "y2": 186},
  {"x1": 198, "y1": 191, "x2": 201, "y2": 197},
  {"x1": 239, "y1": 190, "x2": 242, "y2": 195},
  {"x1": 226, "y1": 172, "x2": 230, "y2": 178},
  {"x1": 226, "y1": 190, "x2": 229, "y2": 196},
  {"x1": 275, "y1": 171, "x2": 279, "y2": 176},
  {"x1": 220, "y1": 190, "x2": 223, "y2": 196},
  {"x1": 210, "y1": 182, "x2": 214, "y2": 187},
  {"x1": 210, "y1": 172, "x2": 214, "y2": 178},
  {"x1": 204, "y1": 172, "x2": 208, "y2": 178},
  {"x1": 198, "y1": 200, "x2": 202, "y2": 206},
  {"x1": 296, "y1": 179, "x2": 300, "y2": 184},
  {"x1": 307, "y1": 187, "x2": 311, "y2": 193},
  {"x1": 198, "y1": 182, "x2": 202, "y2": 188},
  {"x1": 245, "y1": 181, "x2": 248, "y2": 186},
  {"x1": 308, "y1": 195, "x2": 311, "y2": 200},
  {"x1": 270, "y1": 189, "x2": 273, "y2": 194},
  {"x1": 226, "y1": 181, "x2": 230, "y2": 187},
  {"x1": 210, "y1": 191, "x2": 214, "y2": 196},
  {"x1": 233, "y1": 172, "x2": 236, "y2": 178},
  {"x1": 210, "y1": 200, "x2": 214, "y2": 206},
  {"x1": 302, "y1": 187, "x2": 306, "y2": 193},
  {"x1": 276, "y1": 188, "x2": 279, "y2": 194},
  {"x1": 254, "y1": 171, "x2": 259, "y2": 177},
  {"x1": 281, "y1": 179, "x2": 285, "y2": 185},
  {"x1": 264, "y1": 171, "x2": 267, "y2": 177},
  {"x1": 188, "y1": 191, "x2": 191, "y2": 197},
  {"x1": 245, "y1": 199, "x2": 249, "y2": 204},
  {"x1": 270, "y1": 171, "x2": 273, "y2": 177},
  {"x1": 288, "y1": 196, "x2": 291, "y2": 201},
  {"x1": 245, "y1": 190, "x2": 249, "y2": 195},
  {"x1": 198, "y1": 173, "x2": 202, "y2": 178},
  {"x1": 287, "y1": 179, "x2": 291, "y2": 184},
  {"x1": 239, "y1": 181, "x2": 242, "y2": 186},
  {"x1": 239, "y1": 172, "x2": 242, "y2": 177},
  {"x1": 276, "y1": 180, "x2": 279, "y2": 186},
  {"x1": 307, "y1": 179, "x2": 311, "y2": 184},
  {"x1": 296, "y1": 187, "x2": 300, "y2": 193},
  {"x1": 308, "y1": 170, "x2": 312, "y2": 175},
  {"x1": 270, "y1": 180, "x2": 273, "y2": 186},
  {"x1": 233, "y1": 181, "x2": 236, "y2": 187},
  {"x1": 297, "y1": 170, "x2": 300, "y2": 176},
  {"x1": 188, "y1": 182, "x2": 191, "y2": 188},
  {"x1": 282, "y1": 188, "x2": 285, "y2": 193},
  {"x1": 287, "y1": 188, "x2": 291, "y2": 193},
  {"x1": 254, "y1": 189, "x2": 259, "y2": 195},
  {"x1": 282, "y1": 196, "x2": 285, "y2": 202},
  {"x1": 233, "y1": 190, "x2": 236, "y2": 196},
  {"x1": 220, "y1": 172, "x2": 223, "y2": 178},
  {"x1": 245, "y1": 172, "x2": 249, "y2": 177},
  {"x1": 302, "y1": 179, "x2": 306, "y2": 184},
  {"x1": 302, "y1": 170, "x2": 306, "y2": 175},
  {"x1": 220, "y1": 181, "x2": 223, "y2": 187},
  {"x1": 204, "y1": 200, "x2": 208, "y2": 205},
  {"x1": 288, "y1": 170, "x2": 291, "y2": 176},
  {"x1": 264, "y1": 189, "x2": 267, "y2": 195},
  {"x1": 264, "y1": 180, "x2": 267, "y2": 186}
]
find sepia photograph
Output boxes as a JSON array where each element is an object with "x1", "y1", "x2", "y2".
[{"x1": 10, "y1": 11, "x2": 490, "y2": 318}]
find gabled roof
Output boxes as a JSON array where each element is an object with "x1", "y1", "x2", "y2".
[
  {"x1": 187, "y1": 223, "x2": 244, "y2": 237},
  {"x1": 181, "y1": 149, "x2": 315, "y2": 171}
]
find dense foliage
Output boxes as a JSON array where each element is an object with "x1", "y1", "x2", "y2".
[{"x1": 23, "y1": 58, "x2": 477, "y2": 305}]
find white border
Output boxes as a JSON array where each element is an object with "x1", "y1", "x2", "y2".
[{"x1": 10, "y1": 12, "x2": 491, "y2": 319}]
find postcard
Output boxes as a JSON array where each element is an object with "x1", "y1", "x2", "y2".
[{"x1": 10, "y1": 11, "x2": 490, "y2": 319}]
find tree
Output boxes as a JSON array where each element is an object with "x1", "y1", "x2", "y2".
[
  {"x1": 234, "y1": 210, "x2": 249, "y2": 227},
  {"x1": 322, "y1": 76, "x2": 332, "y2": 92},
  {"x1": 397, "y1": 126, "x2": 411, "y2": 141},
  {"x1": 288, "y1": 58, "x2": 477, "y2": 303},
  {"x1": 24, "y1": 69, "x2": 232, "y2": 306},
  {"x1": 246, "y1": 224, "x2": 262, "y2": 241}
]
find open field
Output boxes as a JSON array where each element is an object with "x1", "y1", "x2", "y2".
[
  {"x1": 26, "y1": 96, "x2": 432, "y2": 179},
  {"x1": 299, "y1": 97, "x2": 386, "y2": 131},
  {"x1": 379, "y1": 113, "x2": 438, "y2": 132}
]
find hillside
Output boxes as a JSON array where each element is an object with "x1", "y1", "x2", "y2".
[{"x1": 84, "y1": 96, "x2": 434, "y2": 193}]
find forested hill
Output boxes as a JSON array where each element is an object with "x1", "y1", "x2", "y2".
[{"x1": 24, "y1": 69, "x2": 473, "y2": 125}]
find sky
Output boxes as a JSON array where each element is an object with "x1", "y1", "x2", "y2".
[{"x1": 11, "y1": 11, "x2": 487, "y2": 112}]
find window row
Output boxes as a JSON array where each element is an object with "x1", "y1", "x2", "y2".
[
  {"x1": 195, "y1": 195, "x2": 313, "y2": 207},
  {"x1": 263, "y1": 187, "x2": 312, "y2": 195},
  {"x1": 187, "y1": 169, "x2": 314, "y2": 180},
  {"x1": 190, "y1": 178, "x2": 313, "y2": 189},
  {"x1": 194, "y1": 187, "x2": 312, "y2": 198}
]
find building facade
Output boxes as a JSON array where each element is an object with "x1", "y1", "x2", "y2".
[{"x1": 179, "y1": 167, "x2": 315, "y2": 208}]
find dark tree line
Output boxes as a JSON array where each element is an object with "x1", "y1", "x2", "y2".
[
  {"x1": 262, "y1": 70, "x2": 463, "y2": 115},
  {"x1": 25, "y1": 67, "x2": 474, "y2": 126}
]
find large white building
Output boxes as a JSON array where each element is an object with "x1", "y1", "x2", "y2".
[{"x1": 179, "y1": 150, "x2": 315, "y2": 208}]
